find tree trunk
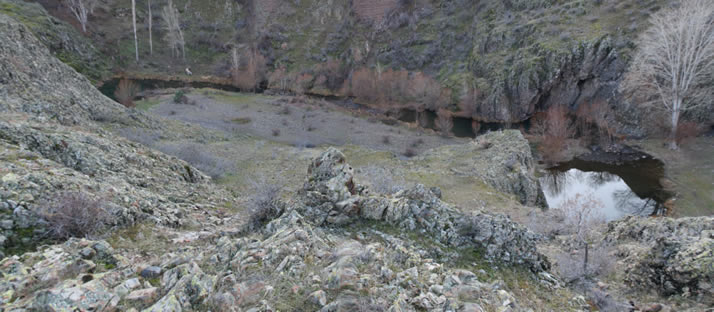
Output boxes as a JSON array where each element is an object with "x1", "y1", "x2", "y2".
[
  {"x1": 583, "y1": 242, "x2": 590, "y2": 275},
  {"x1": 132, "y1": 0, "x2": 138, "y2": 62},
  {"x1": 148, "y1": 0, "x2": 152, "y2": 55},
  {"x1": 669, "y1": 101, "x2": 681, "y2": 150}
]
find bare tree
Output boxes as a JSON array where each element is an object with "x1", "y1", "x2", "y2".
[
  {"x1": 163, "y1": 0, "x2": 185, "y2": 59},
  {"x1": 559, "y1": 193, "x2": 607, "y2": 282},
  {"x1": 623, "y1": 0, "x2": 714, "y2": 149},
  {"x1": 132, "y1": 0, "x2": 138, "y2": 62},
  {"x1": 65, "y1": 0, "x2": 97, "y2": 33},
  {"x1": 148, "y1": 0, "x2": 153, "y2": 55}
]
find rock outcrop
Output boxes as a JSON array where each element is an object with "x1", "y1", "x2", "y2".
[
  {"x1": 419, "y1": 130, "x2": 547, "y2": 207},
  {"x1": 606, "y1": 216, "x2": 714, "y2": 304},
  {"x1": 299, "y1": 147, "x2": 549, "y2": 272}
]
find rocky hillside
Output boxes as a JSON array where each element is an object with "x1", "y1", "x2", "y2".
[
  {"x1": 28, "y1": 0, "x2": 675, "y2": 126},
  {"x1": 0, "y1": 12, "x2": 230, "y2": 257},
  {"x1": 2, "y1": 6, "x2": 714, "y2": 312}
]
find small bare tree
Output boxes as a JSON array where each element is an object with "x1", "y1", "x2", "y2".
[
  {"x1": 163, "y1": 0, "x2": 185, "y2": 59},
  {"x1": 559, "y1": 193, "x2": 608, "y2": 282},
  {"x1": 132, "y1": 0, "x2": 138, "y2": 62},
  {"x1": 65, "y1": 0, "x2": 98, "y2": 33},
  {"x1": 623, "y1": 0, "x2": 714, "y2": 149}
]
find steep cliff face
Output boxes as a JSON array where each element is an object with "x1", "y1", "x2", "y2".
[{"x1": 36, "y1": 0, "x2": 668, "y2": 125}]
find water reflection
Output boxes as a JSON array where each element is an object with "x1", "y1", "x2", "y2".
[{"x1": 540, "y1": 169, "x2": 664, "y2": 221}]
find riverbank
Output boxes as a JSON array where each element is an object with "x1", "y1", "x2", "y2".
[{"x1": 631, "y1": 137, "x2": 714, "y2": 217}]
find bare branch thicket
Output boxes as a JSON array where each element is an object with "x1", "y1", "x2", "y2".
[
  {"x1": 65, "y1": 0, "x2": 98, "y2": 33},
  {"x1": 114, "y1": 79, "x2": 140, "y2": 107},
  {"x1": 556, "y1": 193, "x2": 611, "y2": 283},
  {"x1": 575, "y1": 100, "x2": 614, "y2": 146},
  {"x1": 244, "y1": 175, "x2": 283, "y2": 232},
  {"x1": 435, "y1": 108, "x2": 453, "y2": 137},
  {"x1": 162, "y1": 0, "x2": 185, "y2": 59},
  {"x1": 231, "y1": 47, "x2": 267, "y2": 91},
  {"x1": 538, "y1": 105, "x2": 575, "y2": 163},
  {"x1": 40, "y1": 192, "x2": 111, "y2": 240},
  {"x1": 622, "y1": 0, "x2": 714, "y2": 149}
]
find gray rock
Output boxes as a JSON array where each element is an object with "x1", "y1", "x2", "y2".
[
  {"x1": 141, "y1": 266, "x2": 162, "y2": 279},
  {"x1": 0, "y1": 220, "x2": 13, "y2": 230},
  {"x1": 79, "y1": 247, "x2": 95, "y2": 259},
  {"x1": 308, "y1": 289, "x2": 327, "y2": 306}
]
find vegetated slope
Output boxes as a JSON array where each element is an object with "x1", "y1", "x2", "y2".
[
  {"x1": 0, "y1": 12, "x2": 230, "y2": 257},
  {"x1": 0, "y1": 0, "x2": 111, "y2": 82},
  {"x1": 46, "y1": 0, "x2": 667, "y2": 124}
]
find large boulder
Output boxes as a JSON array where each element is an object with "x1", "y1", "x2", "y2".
[
  {"x1": 419, "y1": 130, "x2": 547, "y2": 207},
  {"x1": 606, "y1": 216, "x2": 714, "y2": 303}
]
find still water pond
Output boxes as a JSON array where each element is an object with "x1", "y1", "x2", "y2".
[{"x1": 540, "y1": 157, "x2": 670, "y2": 221}]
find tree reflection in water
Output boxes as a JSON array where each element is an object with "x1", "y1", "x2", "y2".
[
  {"x1": 540, "y1": 168, "x2": 664, "y2": 221},
  {"x1": 613, "y1": 189, "x2": 666, "y2": 216}
]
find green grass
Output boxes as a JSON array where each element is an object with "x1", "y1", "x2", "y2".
[
  {"x1": 134, "y1": 98, "x2": 161, "y2": 111},
  {"x1": 635, "y1": 137, "x2": 714, "y2": 217}
]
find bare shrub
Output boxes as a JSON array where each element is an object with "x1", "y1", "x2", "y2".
[
  {"x1": 381, "y1": 136, "x2": 391, "y2": 144},
  {"x1": 538, "y1": 105, "x2": 575, "y2": 163},
  {"x1": 403, "y1": 148, "x2": 416, "y2": 157},
  {"x1": 435, "y1": 108, "x2": 453, "y2": 137},
  {"x1": 40, "y1": 192, "x2": 111, "y2": 240},
  {"x1": 231, "y1": 48, "x2": 267, "y2": 91},
  {"x1": 676, "y1": 121, "x2": 703, "y2": 145},
  {"x1": 471, "y1": 120, "x2": 481, "y2": 135},
  {"x1": 556, "y1": 244, "x2": 614, "y2": 284},
  {"x1": 244, "y1": 177, "x2": 283, "y2": 231},
  {"x1": 114, "y1": 79, "x2": 140, "y2": 108},
  {"x1": 556, "y1": 193, "x2": 610, "y2": 283},
  {"x1": 272, "y1": 129, "x2": 280, "y2": 136},
  {"x1": 350, "y1": 67, "x2": 446, "y2": 110},
  {"x1": 356, "y1": 166, "x2": 411, "y2": 194},
  {"x1": 157, "y1": 143, "x2": 234, "y2": 179},
  {"x1": 575, "y1": 101, "x2": 614, "y2": 146}
]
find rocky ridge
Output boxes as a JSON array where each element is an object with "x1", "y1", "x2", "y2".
[{"x1": 1, "y1": 147, "x2": 566, "y2": 311}]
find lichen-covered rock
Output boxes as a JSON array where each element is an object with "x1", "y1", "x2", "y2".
[
  {"x1": 0, "y1": 13, "x2": 135, "y2": 126},
  {"x1": 606, "y1": 216, "x2": 714, "y2": 303},
  {"x1": 297, "y1": 147, "x2": 548, "y2": 272},
  {"x1": 419, "y1": 130, "x2": 547, "y2": 207},
  {"x1": 0, "y1": 239, "x2": 130, "y2": 310}
]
